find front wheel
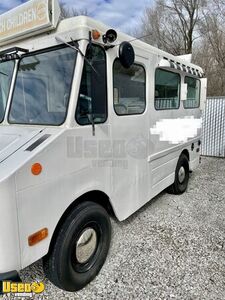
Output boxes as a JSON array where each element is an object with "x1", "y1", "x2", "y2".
[
  {"x1": 43, "y1": 201, "x2": 111, "y2": 291},
  {"x1": 167, "y1": 154, "x2": 189, "y2": 195}
]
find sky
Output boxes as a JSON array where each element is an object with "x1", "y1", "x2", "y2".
[{"x1": 0, "y1": 0, "x2": 152, "y2": 33}]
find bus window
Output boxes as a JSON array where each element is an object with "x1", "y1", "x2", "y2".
[
  {"x1": 184, "y1": 76, "x2": 200, "y2": 109},
  {"x1": 155, "y1": 69, "x2": 180, "y2": 110},
  {"x1": 76, "y1": 45, "x2": 107, "y2": 125},
  {"x1": 113, "y1": 59, "x2": 146, "y2": 115}
]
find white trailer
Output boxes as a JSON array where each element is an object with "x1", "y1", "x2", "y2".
[{"x1": 0, "y1": 0, "x2": 206, "y2": 292}]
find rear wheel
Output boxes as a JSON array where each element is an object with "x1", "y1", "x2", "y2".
[
  {"x1": 43, "y1": 201, "x2": 111, "y2": 291},
  {"x1": 167, "y1": 154, "x2": 189, "y2": 195}
]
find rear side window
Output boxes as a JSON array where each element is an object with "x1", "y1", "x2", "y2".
[
  {"x1": 113, "y1": 59, "x2": 146, "y2": 115},
  {"x1": 184, "y1": 76, "x2": 200, "y2": 108},
  {"x1": 155, "y1": 69, "x2": 180, "y2": 110}
]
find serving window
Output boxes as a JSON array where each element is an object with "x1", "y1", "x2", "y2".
[
  {"x1": 155, "y1": 69, "x2": 180, "y2": 110},
  {"x1": 184, "y1": 76, "x2": 200, "y2": 109}
]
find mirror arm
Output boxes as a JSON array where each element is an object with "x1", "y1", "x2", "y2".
[
  {"x1": 87, "y1": 114, "x2": 96, "y2": 137},
  {"x1": 88, "y1": 31, "x2": 92, "y2": 54}
]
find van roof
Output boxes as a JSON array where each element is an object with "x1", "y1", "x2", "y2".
[{"x1": 0, "y1": 15, "x2": 203, "y2": 72}]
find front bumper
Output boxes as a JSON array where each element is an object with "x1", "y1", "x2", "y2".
[
  {"x1": 0, "y1": 270, "x2": 21, "y2": 282},
  {"x1": 0, "y1": 270, "x2": 21, "y2": 293}
]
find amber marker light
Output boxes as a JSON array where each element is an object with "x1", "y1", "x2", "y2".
[
  {"x1": 28, "y1": 228, "x2": 48, "y2": 246},
  {"x1": 92, "y1": 29, "x2": 101, "y2": 40},
  {"x1": 31, "y1": 163, "x2": 42, "y2": 175}
]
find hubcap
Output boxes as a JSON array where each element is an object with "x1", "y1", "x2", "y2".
[
  {"x1": 76, "y1": 228, "x2": 97, "y2": 264},
  {"x1": 178, "y1": 166, "x2": 186, "y2": 183}
]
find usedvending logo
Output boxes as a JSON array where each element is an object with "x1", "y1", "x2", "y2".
[{"x1": 2, "y1": 281, "x2": 45, "y2": 297}]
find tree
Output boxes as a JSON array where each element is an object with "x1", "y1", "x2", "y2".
[
  {"x1": 194, "y1": 0, "x2": 225, "y2": 95},
  {"x1": 139, "y1": 0, "x2": 225, "y2": 96},
  {"x1": 141, "y1": 0, "x2": 206, "y2": 55},
  {"x1": 59, "y1": 2, "x2": 89, "y2": 19}
]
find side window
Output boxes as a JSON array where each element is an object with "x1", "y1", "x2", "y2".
[
  {"x1": 76, "y1": 45, "x2": 107, "y2": 125},
  {"x1": 113, "y1": 59, "x2": 146, "y2": 115},
  {"x1": 184, "y1": 76, "x2": 200, "y2": 108},
  {"x1": 155, "y1": 69, "x2": 180, "y2": 110}
]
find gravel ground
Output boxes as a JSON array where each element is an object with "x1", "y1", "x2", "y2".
[{"x1": 5, "y1": 157, "x2": 225, "y2": 300}]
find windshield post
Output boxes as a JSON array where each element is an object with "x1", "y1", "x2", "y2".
[{"x1": 0, "y1": 60, "x2": 15, "y2": 123}]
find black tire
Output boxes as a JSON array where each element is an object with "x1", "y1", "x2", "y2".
[
  {"x1": 167, "y1": 154, "x2": 189, "y2": 195},
  {"x1": 43, "y1": 201, "x2": 111, "y2": 292}
]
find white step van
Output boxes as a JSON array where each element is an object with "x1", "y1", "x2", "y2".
[{"x1": 0, "y1": 0, "x2": 206, "y2": 292}]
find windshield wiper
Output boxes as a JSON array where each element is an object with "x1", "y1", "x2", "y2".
[
  {"x1": 55, "y1": 36, "x2": 99, "y2": 76},
  {"x1": 0, "y1": 71, "x2": 8, "y2": 77}
]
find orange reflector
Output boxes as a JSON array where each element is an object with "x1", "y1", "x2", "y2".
[
  {"x1": 31, "y1": 163, "x2": 42, "y2": 175},
  {"x1": 92, "y1": 30, "x2": 101, "y2": 40},
  {"x1": 28, "y1": 228, "x2": 48, "y2": 246}
]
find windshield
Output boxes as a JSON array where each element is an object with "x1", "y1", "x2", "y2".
[
  {"x1": 0, "y1": 61, "x2": 14, "y2": 123},
  {"x1": 9, "y1": 46, "x2": 77, "y2": 125}
]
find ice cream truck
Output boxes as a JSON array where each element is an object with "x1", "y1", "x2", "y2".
[{"x1": 0, "y1": 0, "x2": 206, "y2": 292}]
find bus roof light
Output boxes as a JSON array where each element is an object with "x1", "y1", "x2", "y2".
[
  {"x1": 92, "y1": 30, "x2": 101, "y2": 40},
  {"x1": 103, "y1": 29, "x2": 117, "y2": 44}
]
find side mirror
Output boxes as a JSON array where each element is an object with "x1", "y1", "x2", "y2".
[
  {"x1": 119, "y1": 42, "x2": 135, "y2": 69},
  {"x1": 181, "y1": 83, "x2": 188, "y2": 101}
]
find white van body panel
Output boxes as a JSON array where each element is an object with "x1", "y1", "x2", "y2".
[
  {"x1": 0, "y1": 177, "x2": 20, "y2": 273},
  {"x1": 0, "y1": 126, "x2": 42, "y2": 163}
]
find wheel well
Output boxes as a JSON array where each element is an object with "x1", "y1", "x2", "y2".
[
  {"x1": 68, "y1": 190, "x2": 115, "y2": 218},
  {"x1": 47, "y1": 191, "x2": 115, "y2": 254},
  {"x1": 181, "y1": 149, "x2": 190, "y2": 161}
]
